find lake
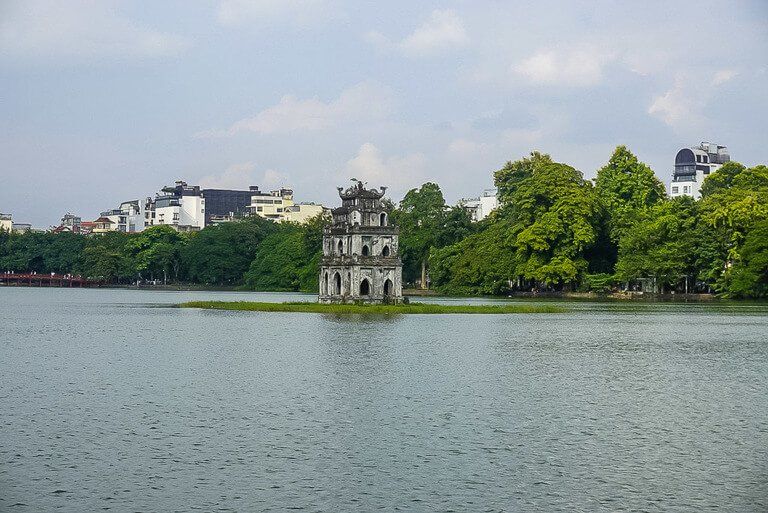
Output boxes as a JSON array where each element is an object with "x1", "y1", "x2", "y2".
[{"x1": 1, "y1": 287, "x2": 767, "y2": 511}]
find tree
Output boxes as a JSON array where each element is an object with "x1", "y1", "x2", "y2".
[
  {"x1": 126, "y1": 225, "x2": 186, "y2": 283},
  {"x1": 242, "y1": 215, "x2": 325, "y2": 293},
  {"x1": 724, "y1": 220, "x2": 768, "y2": 298},
  {"x1": 392, "y1": 182, "x2": 447, "y2": 288},
  {"x1": 594, "y1": 146, "x2": 666, "y2": 245},
  {"x1": 494, "y1": 151, "x2": 551, "y2": 207},
  {"x1": 83, "y1": 232, "x2": 136, "y2": 283},
  {"x1": 430, "y1": 219, "x2": 517, "y2": 295},
  {"x1": 614, "y1": 197, "x2": 700, "y2": 292},
  {"x1": 497, "y1": 154, "x2": 600, "y2": 288},
  {"x1": 699, "y1": 161, "x2": 746, "y2": 198},
  {"x1": 183, "y1": 217, "x2": 277, "y2": 285},
  {"x1": 697, "y1": 164, "x2": 768, "y2": 289}
]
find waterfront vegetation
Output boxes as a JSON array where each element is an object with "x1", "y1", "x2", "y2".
[
  {"x1": 1, "y1": 146, "x2": 767, "y2": 298},
  {"x1": 179, "y1": 301, "x2": 565, "y2": 314}
]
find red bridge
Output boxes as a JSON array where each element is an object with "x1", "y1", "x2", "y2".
[{"x1": 0, "y1": 273, "x2": 104, "y2": 288}]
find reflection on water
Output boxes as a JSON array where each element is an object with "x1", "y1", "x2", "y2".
[{"x1": 1, "y1": 287, "x2": 767, "y2": 511}]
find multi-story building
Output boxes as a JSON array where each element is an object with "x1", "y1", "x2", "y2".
[
  {"x1": 0, "y1": 213, "x2": 12, "y2": 233},
  {"x1": 144, "y1": 182, "x2": 261, "y2": 231},
  {"x1": 249, "y1": 187, "x2": 295, "y2": 221},
  {"x1": 145, "y1": 181, "x2": 206, "y2": 232},
  {"x1": 201, "y1": 187, "x2": 255, "y2": 225},
  {"x1": 100, "y1": 200, "x2": 145, "y2": 233},
  {"x1": 283, "y1": 203, "x2": 328, "y2": 223},
  {"x1": 461, "y1": 188, "x2": 498, "y2": 222},
  {"x1": 669, "y1": 142, "x2": 730, "y2": 199},
  {"x1": 319, "y1": 181, "x2": 403, "y2": 303}
]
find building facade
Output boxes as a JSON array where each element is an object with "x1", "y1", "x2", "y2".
[
  {"x1": 201, "y1": 187, "x2": 255, "y2": 225},
  {"x1": 249, "y1": 187, "x2": 295, "y2": 220},
  {"x1": 145, "y1": 181, "x2": 206, "y2": 232},
  {"x1": 462, "y1": 188, "x2": 499, "y2": 222},
  {"x1": 669, "y1": 142, "x2": 730, "y2": 199},
  {"x1": 100, "y1": 200, "x2": 145, "y2": 233},
  {"x1": 319, "y1": 181, "x2": 403, "y2": 303}
]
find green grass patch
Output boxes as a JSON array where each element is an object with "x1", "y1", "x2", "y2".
[{"x1": 178, "y1": 301, "x2": 566, "y2": 315}]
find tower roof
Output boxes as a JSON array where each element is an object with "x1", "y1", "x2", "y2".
[{"x1": 337, "y1": 180, "x2": 387, "y2": 200}]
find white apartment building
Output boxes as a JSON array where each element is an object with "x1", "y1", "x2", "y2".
[
  {"x1": 145, "y1": 182, "x2": 206, "y2": 232},
  {"x1": 461, "y1": 188, "x2": 498, "y2": 222},
  {"x1": 669, "y1": 142, "x2": 730, "y2": 199},
  {"x1": 101, "y1": 200, "x2": 145, "y2": 233}
]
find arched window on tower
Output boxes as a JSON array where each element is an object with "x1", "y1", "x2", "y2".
[
  {"x1": 362, "y1": 245, "x2": 370, "y2": 256},
  {"x1": 337, "y1": 240, "x2": 343, "y2": 255},
  {"x1": 334, "y1": 272, "x2": 342, "y2": 295},
  {"x1": 381, "y1": 245, "x2": 390, "y2": 257},
  {"x1": 380, "y1": 212, "x2": 387, "y2": 226},
  {"x1": 360, "y1": 278, "x2": 370, "y2": 296}
]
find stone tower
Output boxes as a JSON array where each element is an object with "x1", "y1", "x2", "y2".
[{"x1": 319, "y1": 181, "x2": 403, "y2": 303}]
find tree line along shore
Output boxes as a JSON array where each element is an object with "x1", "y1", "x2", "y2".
[{"x1": 1, "y1": 146, "x2": 766, "y2": 299}]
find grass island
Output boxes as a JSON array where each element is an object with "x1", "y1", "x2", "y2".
[{"x1": 179, "y1": 301, "x2": 565, "y2": 315}]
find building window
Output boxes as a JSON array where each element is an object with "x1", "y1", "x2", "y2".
[
  {"x1": 671, "y1": 187, "x2": 679, "y2": 194},
  {"x1": 362, "y1": 245, "x2": 370, "y2": 256},
  {"x1": 382, "y1": 245, "x2": 390, "y2": 257}
]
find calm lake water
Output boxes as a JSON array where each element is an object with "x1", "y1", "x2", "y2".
[{"x1": 1, "y1": 288, "x2": 767, "y2": 512}]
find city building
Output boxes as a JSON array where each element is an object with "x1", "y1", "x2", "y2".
[
  {"x1": 145, "y1": 181, "x2": 206, "y2": 232},
  {"x1": 0, "y1": 213, "x2": 12, "y2": 233},
  {"x1": 669, "y1": 142, "x2": 730, "y2": 199},
  {"x1": 283, "y1": 203, "x2": 328, "y2": 223},
  {"x1": 201, "y1": 187, "x2": 255, "y2": 225},
  {"x1": 461, "y1": 188, "x2": 498, "y2": 222},
  {"x1": 92, "y1": 216, "x2": 115, "y2": 234},
  {"x1": 249, "y1": 187, "x2": 295, "y2": 221},
  {"x1": 319, "y1": 181, "x2": 403, "y2": 303},
  {"x1": 100, "y1": 200, "x2": 144, "y2": 233},
  {"x1": 12, "y1": 223, "x2": 32, "y2": 233},
  {"x1": 143, "y1": 181, "x2": 261, "y2": 231}
]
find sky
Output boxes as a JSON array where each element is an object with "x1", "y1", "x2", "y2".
[{"x1": 1, "y1": 0, "x2": 767, "y2": 227}]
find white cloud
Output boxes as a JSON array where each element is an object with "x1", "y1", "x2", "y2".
[
  {"x1": 400, "y1": 9, "x2": 468, "y2": 56},
  {"x1": 198, "y1": 162, "x2": 290, "y2": 190},
  {"x1": 341, "y1": 143, "x2": 425, "y2": 194},
  {"x1": 199, "y1": 82, "x2": 391, "y2": 137},
  {"x1": 712, "y1": 69, "x2": 738, "y2": 86},
  {"x1": 648, "y1": 68, "x2": 738, "y2": 129},
  {"x1": 513, "y1": 46, "x2": 615, "y2": 87},
  {"x1": 0, "y1": 0, "x2": 189, "y2": 60},
  {"x1": 216, "y1": 0, "x2": 340, "y2": 27},
  {"x1": 367, "y1": 9, "x2": 468, "y2": 57}
]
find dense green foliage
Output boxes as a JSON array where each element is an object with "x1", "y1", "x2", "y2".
[
  {"x1": 391, "y1": 182, "x2": 474, "y2": 287},
  {"x1": 431, "y1": 149, "x2": 768, "y2": 298},
  {"x1": 180, "y1": 300, "x2": 565, "y2": 314},
  {"x1": 2, "y1": 146, "x2": 767, "y2": 298},
  {"x1": 242, "y1": 216, "x2": 323, "y2": 292}
]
